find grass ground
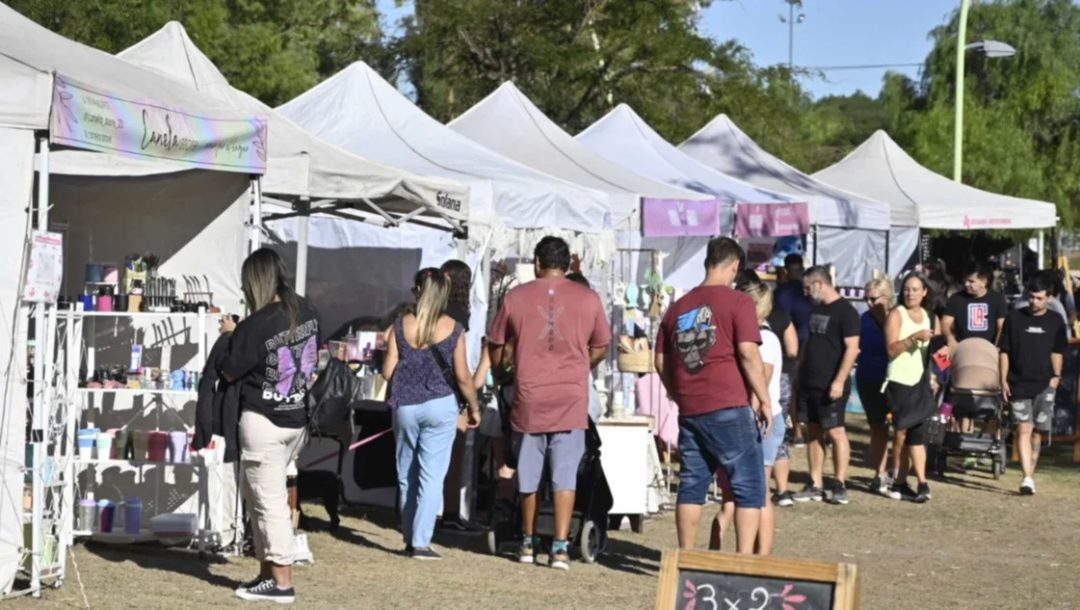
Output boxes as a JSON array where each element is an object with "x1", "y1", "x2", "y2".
[{"x1": 10, "y1": 416, "x2": 1080, "y2": 609}]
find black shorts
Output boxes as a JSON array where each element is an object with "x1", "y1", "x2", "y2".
[
  {"x1": 797, "y1": 387, "x2": 849, "y2": 430},
  {"x1": 856, "y1": 376, "x2": 889, "y2": 426}
]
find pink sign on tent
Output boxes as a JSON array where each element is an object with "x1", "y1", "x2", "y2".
[
  {"x1": 734, "y1": 202, "x2": 810, "y2": 238},
  {"x1": 641, "y1": 198, "x2": 729, "y2": 237}
]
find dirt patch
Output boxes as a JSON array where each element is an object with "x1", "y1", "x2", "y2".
[{"x1": 11, "y1": 418, "x2": 1080, "y2": 609}]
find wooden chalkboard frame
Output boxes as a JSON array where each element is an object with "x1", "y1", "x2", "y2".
[{"x1": 655, "y1": 550, "x2": 860, "y2": 610}]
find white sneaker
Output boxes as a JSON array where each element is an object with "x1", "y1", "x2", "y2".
[
  {"x1": 293, "y1": 532, "x2": 314, "y2": 564},
  {"x1": 1019, "y1": 477, "x2": 1036, "y2": 496}
]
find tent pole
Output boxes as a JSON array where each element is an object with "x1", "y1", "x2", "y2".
[
  {"x1": 295, "y1": 198, "x2": 310, "y2": 297},
  {"x1": 884, "y1": 229, "x2": 891, "y2": 277},
  {"x1": 30, "y1": 137, "x2": 50, "y2": 596},
  {"x1": 1037, "y1": 229, "x2": 1045, "y2": 270},
  {"x1": 249, "y1": 177, "x2": 263, "y2": 254},
  {"x1": 811, "y1": 224, "x2": 818, "y2": 265}
]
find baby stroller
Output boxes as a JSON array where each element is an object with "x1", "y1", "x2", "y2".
[
  {"x1": 929, "y1": 338, "x2": 1010, "y2": 479},
  {"x1": 484, "y1": 417, "x2": 614, "y2": 564}
]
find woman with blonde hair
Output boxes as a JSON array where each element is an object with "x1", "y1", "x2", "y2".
[
  {"x1": 857, "y1": 277, "x2": 896, "y2": 496},
  {"x1": 224, "y1": 248, "x2": 320, "y2": 604},
  {"x1": 382, "y1": 268, "x2": 480, "y2": 559},
  {"x1": 710, "y1": 277, "x2": 784, "y2": 555}
]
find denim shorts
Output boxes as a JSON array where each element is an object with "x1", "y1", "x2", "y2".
[
  {"x1": 762, "y1": 413, "x2": 787, "y2": 467},
  {"x1": 678, "y1": 406, "x2": 766, "y2": 508}
]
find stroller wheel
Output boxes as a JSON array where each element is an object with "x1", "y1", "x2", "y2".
[
  {"x1": 486, "y1": 528, "x2": 499, "y2": 556},
  {"x1": 992, "y1": 458, "x2": 1004, "y2": 480},
  {"x1": 579, "y1": 520, "x2": 599, "y2": 564}
]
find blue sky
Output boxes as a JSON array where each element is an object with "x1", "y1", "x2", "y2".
[{"x1": 377, "y1": 1, "x2": 956, "y2": 100}]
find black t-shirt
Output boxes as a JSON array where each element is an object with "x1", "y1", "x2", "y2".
[
  {"x1": 945, "y1": 291, "x2": 1007, "y2": 344},
  {"x1": 444, "y1": 302, "x2": 470, "y2": 332},
  {"x1": 224, "y1": 299, "x2": 322, "y2": 428},
  {"x1": 799, "y1": 298, "x2": 860, "y2": 391},
  {"x1": 1000, "y1": 307, "x2": 1067, "y2": 400}
]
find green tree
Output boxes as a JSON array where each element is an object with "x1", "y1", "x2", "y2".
[
  {"x1": 398, "y1": 0, "x2": 773, "y2": 142},
  {"x1": 902, "y1": 0, "x2": 1080, "y2": 225},
  {"x1": 7, "y1": 0, "x2": 385, "y2": 107}
]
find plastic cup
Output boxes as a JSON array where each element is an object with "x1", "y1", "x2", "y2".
[{"x1": 95, "y1": 432, "x2": 113, "y2": 461}]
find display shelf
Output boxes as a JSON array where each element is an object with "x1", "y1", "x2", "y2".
[
  {"x1": 69, "y1": 310, "x2": 212, "y2": 318},
  {"x1": 77, "y1": 388, "x2": 197, "y2": 397},
  {"x1": 75, "y1": 458, "x2": 197, "y2": 467},
  {"x1": 72, "y1": 529, "x2": 158, "y2": 543}
]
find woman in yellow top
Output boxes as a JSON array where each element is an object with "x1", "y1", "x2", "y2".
[{"x1": 884, "y1": 273, "x2": 936, "y2": 504}]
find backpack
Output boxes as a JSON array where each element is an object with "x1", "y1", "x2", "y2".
[{"x1": 306, "y1": 358, "x2": 363, "y2": 437}]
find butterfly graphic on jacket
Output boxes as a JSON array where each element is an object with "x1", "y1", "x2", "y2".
[{"x1": 275, "y1": 336, "x2": 319, "y2": 397}]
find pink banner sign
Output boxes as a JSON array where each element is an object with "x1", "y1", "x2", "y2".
[
  {"x1": 49, "y1": 74, "x2": 267, "y2": 174},
  {"x1": 641, "y1": 198, "x2": 730, "y2": 237},
  {"x1": 734, "y1": 202, "x2": 810, "y2": 238}
]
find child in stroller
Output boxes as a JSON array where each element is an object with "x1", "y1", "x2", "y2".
[{"x1": 931, "y1": 338, "x2": 1010, "y2": 478}]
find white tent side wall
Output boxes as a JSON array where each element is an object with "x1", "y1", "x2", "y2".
[{"x1": 0, "y1": 128, "x2": 35, "y2": 593}]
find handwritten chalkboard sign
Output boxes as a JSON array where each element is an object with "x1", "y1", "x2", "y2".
[{"x1": 656, "y1": 551, "x2": 860, "y2": 610}]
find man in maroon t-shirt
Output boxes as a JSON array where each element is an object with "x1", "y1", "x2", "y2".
[
  {"x1": 488, "y1": 236, "x2": 611, "y2": 571},
  {"x1": 655, "y1": 237, "x2": 771, "y2": 553}
]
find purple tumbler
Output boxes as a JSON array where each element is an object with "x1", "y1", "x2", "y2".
[
  {"x1": 123, "y1": 497, "x2": 142, "y2": 534},
  {"x1": 168, "y1": 431, "x2": 188, "y2": 463},
  {"x1": 98, "y1": 500, "x2": 115, "y2": 533}
]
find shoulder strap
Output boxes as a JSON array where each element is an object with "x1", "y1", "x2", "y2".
[{"x1": 427, "y1": 332, "x2": 459, "y2": 393}]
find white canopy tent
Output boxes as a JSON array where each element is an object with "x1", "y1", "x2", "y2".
[
  {"x1": 575, "y1": 104, "x2": 805, "y2": 289},
  {"x1": 0, "y1": 4, "x2": 274, "y2": 596},
  {"x1": 276, "y1": 62, "x2": 616, "y2": 264},
  {"x1": 814, "y1": 130, "x2": 1058, "y2": 275},
  {"x1": 118, "y1": 23, "x2": 473, "y2": 337},
  {"x1": 448, "y1": 82, "x2": 710, "y2": 228},
  {"x1": 679, "y1": 114, "x2": 893, "y2": 286}
]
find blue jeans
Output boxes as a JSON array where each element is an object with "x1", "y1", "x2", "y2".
[
  {"x1": 678, "y1": 406, "x2": 766, "y2": 508},
  {"x1": 393, "y1": 394, "x2": 459, "y2": 548}
]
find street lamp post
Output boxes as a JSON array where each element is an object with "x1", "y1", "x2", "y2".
[
  {"x1": 780, "y1": 1, "x2": 805, "y2": 74},
  {"x1": 954, "y1": 0, "x2": 1016, "y2": 182}
]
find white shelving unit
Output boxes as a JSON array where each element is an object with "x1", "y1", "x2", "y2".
[{"x1": 63, "y1": 308, "x2": 215, "y2": 553}]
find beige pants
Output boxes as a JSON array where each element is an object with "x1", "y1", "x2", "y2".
[{"x1": 240, "y1": 411, "x2": 307, "y2": 565}]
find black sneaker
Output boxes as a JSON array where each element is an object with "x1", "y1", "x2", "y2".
[
  {"x1": 404, "y1": 544, "x2": 415, "y2": 556},
  {"x1": 775, "y1": 491, "x2": 795, "y2": 507},
  {"x1": 411, "y1": 547, "x2": 443, "y2": 561},
  {"x1": 914, "y1": 483, "x2": 932, "y2": 504},
  {"x1": 793, "y1": 485, "x2": 825, "y2": 502},
  {"x1": 235, "y1": 576, "x2": 271, "y2": 594},
  {"x1": 829, "y1": 484, "x2": 850, "y2": 505},
  {"x1": 889, "y1": 482, "x2": 918, "y2": 501},
  {"x1": 235, "y1": 579, "x2": 295, "y2": 604}
]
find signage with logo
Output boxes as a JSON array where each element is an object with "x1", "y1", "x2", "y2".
[
  {"x1": 49, "y1": 74, "x2": 268, "y2": 174},
  {"x1": 734, "y1": 203, "x2": 810, "y2": 239},
  {"x1": 642, "y1": 198, "x2": 729, "y2": 237}
]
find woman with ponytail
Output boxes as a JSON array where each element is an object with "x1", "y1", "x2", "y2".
[
  {"x1": 382, "y1": 268, "x2": 480, "y2": 560},
  {"x1": 224, "y1": 248, "x2": 321, "y2": 604}
]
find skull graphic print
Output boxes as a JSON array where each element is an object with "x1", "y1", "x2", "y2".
[{"x1": 675, "y1": 306, "x2": 717, "y2": 374}]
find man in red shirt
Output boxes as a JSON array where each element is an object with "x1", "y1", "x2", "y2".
[
  {"x1": 488, "y1": 237, "x2": 611, "y2": 571},
  {"x1": 655, "y1": 237, "x2": 771, "y2": 553}
]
